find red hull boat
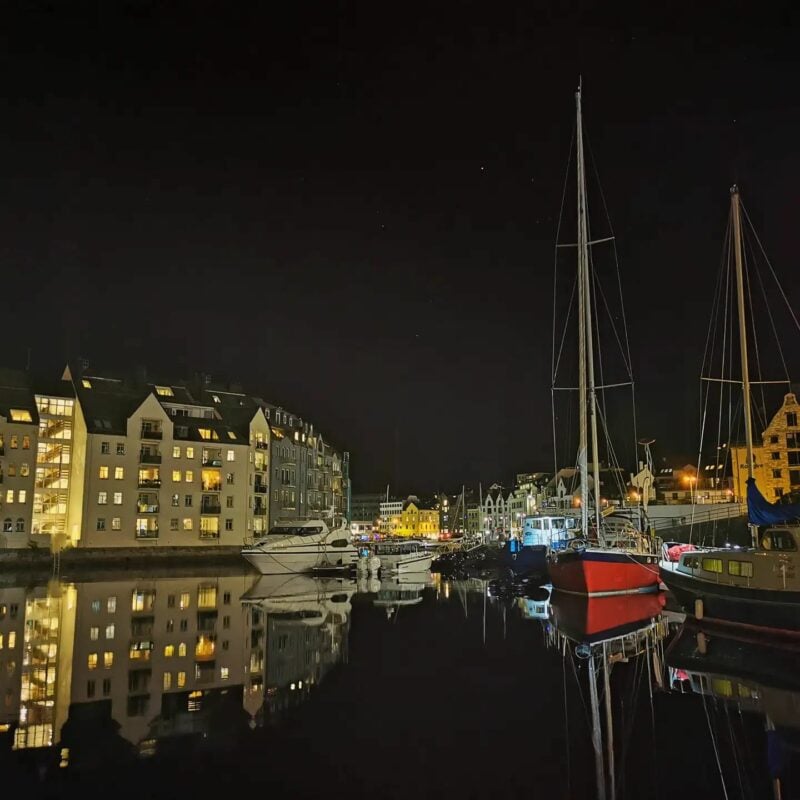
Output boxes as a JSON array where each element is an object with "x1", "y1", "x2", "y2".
[{"x1": 549, "y1": 547, "x2": 660, "y2": 596}]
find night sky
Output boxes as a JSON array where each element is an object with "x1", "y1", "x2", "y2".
[{"x1": 1, "y1": 3, "x2": 798, "y2": 493}]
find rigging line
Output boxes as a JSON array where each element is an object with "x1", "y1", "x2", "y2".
[
  {"x1": 583, "y1": 128, "x2": 636, "y2": 391},
  {"x1": 553, "y1": 271, "x2": 579, "y2": 382},
  {"x1": 740, "y1": 200, "x2": 800, "y2": 336},
  {"x1": 590, "y1": 246, "x2": 610, "y2": 470},
  {"x1": 595, "y1": 403, "x2": 627, "y2": 500},
  {"x1": 715, "y1": 227, "x2": 733, "y2": 491},
  {"x1": 701, "y1": 215, "x2": 732, "y2": 381},
  {"x1": 702, "y1": 684, "x2": 730, "y2": 800},
  {"x1": 645, "y1": 637, "x2": 660, "y2": 800},
  {"x1": 553, "y1": 381, "x2": 635, "y2": 391},
  {"x1": 743, "y1": 237, "x2": 769, "y2": 433},
  {"x1": 562, "y1": 649, "x2": 571, "y2": 800},
  {"x1": 746, "y1": 228, "x2": 791, "y2": 384},
  {"x1": 553, "y1": 120, "x2": 576, "y2": 385},
  {"x1": 592, "y1": 262, "x2": 634, "y2": 380},
  {"x1": 552, "y1": 387, "x2": 559, "y2": 489}
]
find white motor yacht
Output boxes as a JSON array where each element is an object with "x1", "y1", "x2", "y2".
[
  {"x1": 241, "y1": 518, "x2": 359, "y2": 575},
  {"x1": 372, "y1": 539, "x2": 433, "y2": 574}
]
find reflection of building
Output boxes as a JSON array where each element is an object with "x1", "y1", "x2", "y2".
[
  {"x1": 0, "y1": 587, "x2": 26, "y2": 729},
  {"x1": 241, "y1": 575, "x2": 352, "y2": 725},
  {"x1": 731, "y1": 392, "x2": 800, "y2": 502}
]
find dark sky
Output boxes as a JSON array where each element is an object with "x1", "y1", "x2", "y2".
[{"x1": 1, "y1": 2, "x2": 798, "y2": 494}]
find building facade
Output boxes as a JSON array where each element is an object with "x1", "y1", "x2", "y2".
[{"x1": 731, "y1": 392, "x2": 800, "y2": 502}]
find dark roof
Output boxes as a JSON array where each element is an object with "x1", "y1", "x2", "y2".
[{"x1": 0, "y1": 369, "x2": 39, "y2": 424}]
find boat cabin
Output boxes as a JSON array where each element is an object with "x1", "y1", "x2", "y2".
[
  {"x1": 373, "y1": 540, "x2": 424, "y2": 556},
  {"x1": 522, "y1": 515, "x2": 578, "y2": 550}
]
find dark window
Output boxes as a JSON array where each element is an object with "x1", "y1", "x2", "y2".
[
  {"x1": 180, "y1": 619, "x2": 188, "y2": 632},
  {"x1": 763, "y1": 530, "x2": 797, "y2": 551},
  {"x1": 790, "y1": 452, "x2": 800, "y2": 467},
  {"x1": 772, "y1": 452, "x2": 781, "y2": 461},
  {"x1": 102, "y1": 679, "x2": 111, "y2": 696},
  {"x1": 773, "y1": 469, "x2": 783, "y2": 479},
  {"x1": 770, "y1": 435, "x2": 780, "y2": 444},
  {"x1": 788, "y1": 434, "x2": 799, "y2": 448},
  {"x1": 787, "y1": 412, "x2": 798, "y2": 428},
  {"x1": 775, "y1": 488, "x2": 784, "y2": 498},
  {"x1": 223, "y1": 592, "x2": 231, "y2": 605},
  {"x1": 167, "y1": 595, "x2": 175, "y2": 608},
  {"x1": 791, "y1": 470, "x2": 800, "y2": 486},
  {"x1": 87, "y1": 680, "x2": 96, "y2": 699}
]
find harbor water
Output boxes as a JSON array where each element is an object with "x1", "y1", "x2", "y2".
[{"x1": 1, "y1": 566, "x2": 795, "y2": 798}]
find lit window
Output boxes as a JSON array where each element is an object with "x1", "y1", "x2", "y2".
[
  {"x1": 179, "y1": 592, "x2": 190, "y2": 610},
  {"x1": 177, "y1": 671, "x2": 186, "y2": 687},
  {"x1": 88, "y1": 653, "x2": 98, "y2": 670},
  {"x1": 9, "y1": 436, "x2": 17, "y2": 448},
  {"x1": 173, "y1": 446, "x2": 181, "y2": 458},
  {"x1": 9, "y1": 409, "x2": 32, "y2": 422},
  {"x1": 178, "y1": 643, "x2": 187, "y2": 657},
  {"x1": 186, "y1": 447, "x2": 194, "y2": 459},
  {"x1": 114, "y1": 467, "x2": 124, "y2": 480},
  {"x1": 183, "y1": 518, "x2": 193, "y2": 531},
  {"x1": 18, "y1": 491, "x2": 26, "y2": 504},
  {"x1": 107, "y1": 596, "x2": 117, "y2": 613},
  {"x1": 7, "y1": 631, "x2": 15, "y2": 649},
  {"x1": 164, "y1": 644, "x2": 174, "y2": 657},
  {"x1": 4, "y1": 491, "x2": 12, "y2": 504},
  {"x1": 185, "y1": 470, "x2": 193, "y2": 482},
  {"x1": 90, "y1": 627, "x2": 99, "y2": 641},
  {"x1": 103, "y1": 652, "x2": 114, "y2": 668},
  {"x1": 98, "y1": 492, "x2": 107, "y2": 505},
  {"x1": 82, "y1": 380, "x2": 92, "y2": 389},
  {"x1": 91, "y1": 600, "x2": 101, "y2": 613},
  {"x1": 702, "y1": 558, "x2": 723, "y2": 574},
  {"x1": 198, "y1": 428, "x2": 212, "y2": 440},
  {"x1": 99, "y1": 466, "x2": 109, "y2": 479},
  {"x1": 212, "y1": 395, "x2": 221, "y2": 404},
  {"x1": 220, "y1": 667, "x2": 229, "y2": 681},
  {"x1": 226, "y1": 450, "x2": 235, "y2": 462},
  {"x1": 728, "y1": 560, "x2": 754, "y2": 578},
  {"x1": 227, "y1": 431, "x2": 237, "y2": 440},
  {"x1": 155, "y1": 386, "x2": 174, "y2": 397},
  {"x1": 163, "y1": 672, "x2": 172, "y2": 690},
  {"x1": 20, "y1": 463, "x2": 29, "y2": 476},
  {"x1": 113, "y1": 492, "x2": 122, "y2": 505},
  {"x1": 105, "y1": 624, "x2": 115, "y2": 639},
  {"x1": 172, "y1": 470, "x2": 181, "y2": 482},
  {"x1": 197, "y1": 586, "x2": 217, "y2": 609},
  {"x1": 112, "y1": 517, "x2": 121, "y2": 530}
]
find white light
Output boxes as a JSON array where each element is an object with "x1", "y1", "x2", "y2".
[{"x1": 290, "y1": 682, "x2": 296, "y2": 690}]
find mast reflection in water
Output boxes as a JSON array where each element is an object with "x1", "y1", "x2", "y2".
[{"x1": 0, "y1": 570, "x2": 798, "y2": 798}]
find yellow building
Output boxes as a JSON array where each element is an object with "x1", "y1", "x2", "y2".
[
  {"x1": 731, "y1": 392, "x2": 800, "y2": 502},
  {"x1": 397, "y1": 497, "x2": 440, "y2": 539}
]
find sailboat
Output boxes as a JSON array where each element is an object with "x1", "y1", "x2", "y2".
[
  {"x1": 660, "y1": 186, "x2": 800, "y2": 634},
  {"x1": 548, "y1": 83, "x2": 661, "y2": 597}
]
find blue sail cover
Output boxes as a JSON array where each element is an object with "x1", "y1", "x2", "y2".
[{"x1": 747, "y1": 478, "x2": 800, "y2": 525}]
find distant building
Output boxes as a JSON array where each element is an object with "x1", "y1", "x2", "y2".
[
  {"x1": 398, "y1": 496, "x2": 439, "y2": 539},
  {"x1": 731, "y1": 392, "x2": 800, "y2": 502},
  {"x1": 350, "y1": 493, "x2": 383, "y2": 526},
  {"x1": 378, "y1": 499, "x2": 403, "y2": 534}
]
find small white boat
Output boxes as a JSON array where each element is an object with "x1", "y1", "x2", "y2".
[
  {"x1": 372, "y1": 539, "x2": 433, "y2": 574},
  {"x1": 241, "y1": 518, "x2": 359, "y2": 575}
]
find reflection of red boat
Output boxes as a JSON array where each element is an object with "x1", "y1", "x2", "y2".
[
  {"x1": 551, "y1": 590, "x2": 666, "y2": 643},
  {"x1": 549, "y1": 548, "x2": 661, "y2": 597}
]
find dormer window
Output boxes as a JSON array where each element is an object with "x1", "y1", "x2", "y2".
[
  {"x1": 212, "y1": 395, "x2": 221, "y2": 404},
  {"x1": 82, "y1": 379, "x2": 92, "y2": 389},
  {"x1": 155, "y1": 386, "x2": 174, "y2": 397},
  {"x1": 9, "y1": 409, "x2": 32, "y2": 423}
]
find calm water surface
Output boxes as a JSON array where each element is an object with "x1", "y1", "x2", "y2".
[{"x1": 1, "y1": 567, "x2": 796, "y2": 799}]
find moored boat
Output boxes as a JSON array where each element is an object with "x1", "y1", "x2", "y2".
[
  {"x1": 241, "y1": 517, "x2": 359, "y2": 575},
  {"x1": 371, "y1": 539, "x2": 433, "y2": 574}
]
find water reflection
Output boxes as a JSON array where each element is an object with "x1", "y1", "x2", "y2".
[{"x1": 1, "y1": 570, "x2": 799, "y2": 798}]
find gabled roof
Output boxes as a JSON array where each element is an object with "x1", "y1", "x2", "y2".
[{"x1": 0, "y1": 369, "x2": 39, "y2": 425}]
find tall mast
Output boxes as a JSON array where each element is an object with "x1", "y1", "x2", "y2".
[
  {"x1": 575, "y1": 82, "x2": 595, "y2": 535},
  {"x1": 731, "y1": 185, "x2": 756, "y2": 545}
]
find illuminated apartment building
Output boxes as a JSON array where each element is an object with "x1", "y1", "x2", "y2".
[
  {"x1": 0, "y1": 371, "x2": 38, "y2": 547},
  {"x1": 62, "y1": 364, "x2": 271, "y2": 548},
  {"x1": 0, "y1": 587, "x2": 26, "y2": 730}
]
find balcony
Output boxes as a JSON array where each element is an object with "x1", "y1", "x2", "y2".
[
  {"x1": 140, "y1": 428, "x2": 163, "y2": 440},
  {"x1": 135, "y1": 529, "x2": 159, "y2": 540},
  {"x1": 199, "y1": 531, "x2": 220, "y2": 540},
  {"x1": 136, "y1": 502, "x2": 160, "y2": 514},
  {"x1": 201, "y1": 483, "x2": 222, "y2": 493},
  {"x1": 254, "y1": 441, "x2": 269, "y2": 450},
  {"x1": 254, "y1": 504, "x2": 267, "y2": 516},
  {"x1": 202, "y1": 457, "x2": 222, "y2": 467},
  {"x1": 139, "y1": 452, "x2": 162, "y2": 465},
  {"x1": 200, "y1": 502, "x2": 222, "y2": 515},
  {"x1": 254, "y1": 483, "x2": 267, "y2": 494},
  {"x1": 138, "y1": 478, "x2": 162, "y2": 489}
]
